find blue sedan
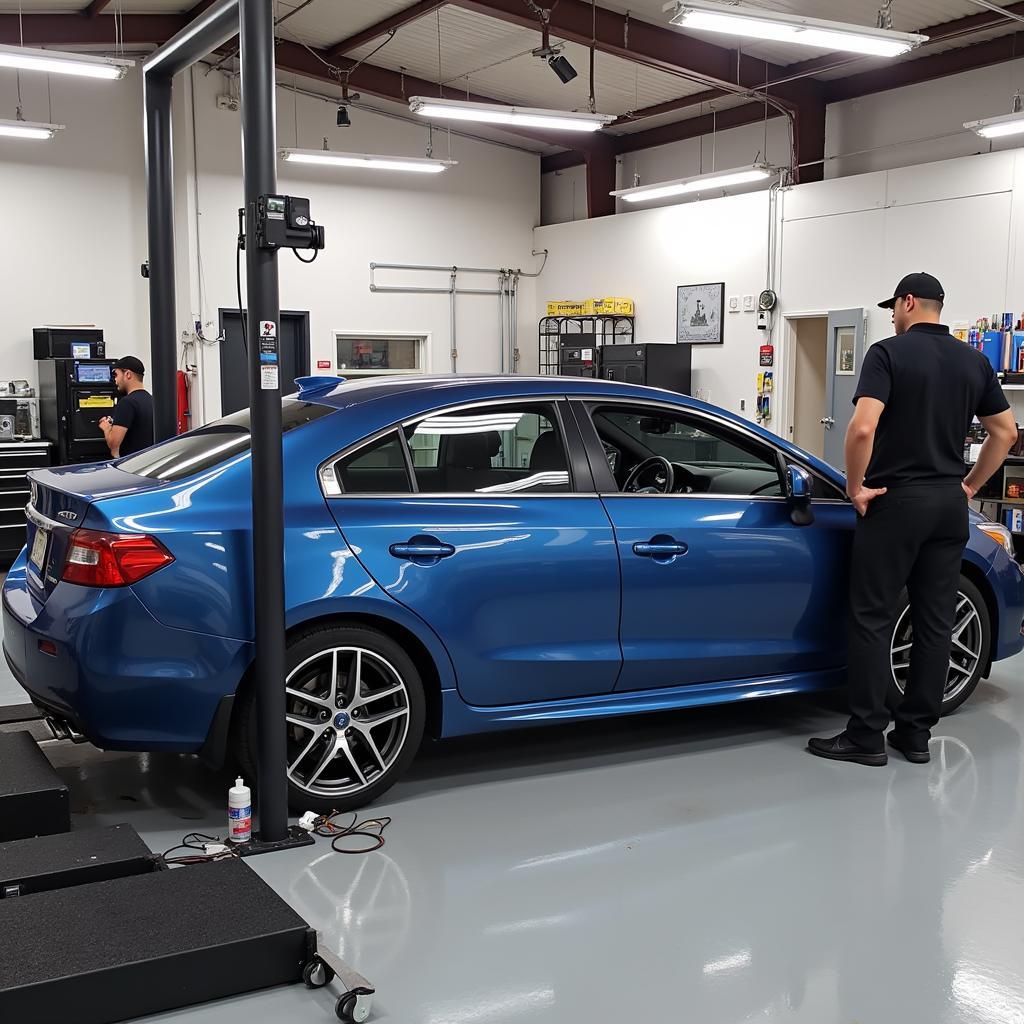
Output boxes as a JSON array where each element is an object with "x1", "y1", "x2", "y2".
[{"x1": 4, "y1": 375, "x2": 1023, "y2": 810}]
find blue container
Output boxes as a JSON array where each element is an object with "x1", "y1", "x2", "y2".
[{"x1": 979, "y1": 330, "x2": 1002, "y2": 372}]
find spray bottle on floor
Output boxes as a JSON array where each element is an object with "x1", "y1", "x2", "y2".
[{"x1": 228, "y1": 777, "x2": 252, "y2": 844}]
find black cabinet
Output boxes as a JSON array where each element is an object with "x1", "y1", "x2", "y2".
[
  {"x1": 0, "y1": 443, "x2": 52, "y2": 568},
  {"x1": 599, "y1": 343, "x2": 692, "y2": 394}
]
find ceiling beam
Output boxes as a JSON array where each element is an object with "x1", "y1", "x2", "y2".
[
  {"x1": 452, "y1": 0, "x2": 823, "y2": 112},
  {"x1": 326, "y1": 0, "x2": 448, "y2": 59},
  {"x1": 826, "y1": 28, "x2": 1024, "y2": 103},
  {"x1": 85, "y1": 0, "x2": 113, "y2": 15},
  {"x1": 187, "y1": 0, "x2": 222, "y2": 17},
  {"x1": 0, "y1": 12, "x2": 183, "y2": 46}
]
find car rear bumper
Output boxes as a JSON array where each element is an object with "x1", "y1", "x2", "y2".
[{"x1": 2, "y1": 553, "x2": 253, "y2": 752}]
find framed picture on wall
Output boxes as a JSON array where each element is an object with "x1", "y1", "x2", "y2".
[{"x1": 676, "y1": 282, "x2": 725, "y2": 344}]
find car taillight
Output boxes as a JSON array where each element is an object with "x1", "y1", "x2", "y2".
[{"x1": 61, "y1": 529, "x2": 174, "y2": 587}]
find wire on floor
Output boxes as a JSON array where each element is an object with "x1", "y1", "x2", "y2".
[
  {"x1": 311, "y1": 811, "x2": 393, "y2": 854},
  {"x1": 160, "y1": 832, "x2": 241, "y2": 866}
]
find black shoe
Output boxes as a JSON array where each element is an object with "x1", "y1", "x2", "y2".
[
  {"x1": 807, "y1": 732, "x2": 888, "y2": 766},
  {"x1": 887, "y1": 732, "x2": 931, "y2": 764}
]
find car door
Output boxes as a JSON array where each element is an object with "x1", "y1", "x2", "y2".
[
  {"x1": 321, "y1": 399, "x2": 622, "y2": 706},
  {"x1": 573, "y1": 400, "x2": 852, "y2": 692}
]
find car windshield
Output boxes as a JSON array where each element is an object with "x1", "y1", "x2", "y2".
[{"x1": 118, "y1": 400, "x2": 332, "y2": 482}]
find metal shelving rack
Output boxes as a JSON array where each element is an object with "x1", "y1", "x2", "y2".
[{"x1": 539, "y1": 315, "x2": 635, "y2": 375}]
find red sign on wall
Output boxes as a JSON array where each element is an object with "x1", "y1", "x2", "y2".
[{"x1": 317, "y1": 360, "x2": 331, "y2": 369}]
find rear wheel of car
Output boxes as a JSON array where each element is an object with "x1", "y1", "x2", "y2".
[
  {"x1": 888, "y1": 576, "x2": 991, "y2": 717},
  {"x1": 233, "y1": 624, "x2": 425, "y2": 814}
]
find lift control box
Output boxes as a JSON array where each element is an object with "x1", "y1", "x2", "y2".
[{"x1": 255, "y1": 194, "x2": 325, "y2": 251}]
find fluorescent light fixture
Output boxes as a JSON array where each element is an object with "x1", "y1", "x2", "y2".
[
  {"x1": 0, "y1": 43, "x2": 133, "y2": 80},
  {"x1": 964, "y1": 111, "x2": 1024, "y2": 139},
  {"x1": 409, "y1": 96, "x2": 614, "y2": 133},
  {"x1": 0, "y1": 118, "x2": 64, "y2": 141},
  {"x1": 664, "y1": 1, "x2": 927, "y2": 57},
  {"x1": 279, "y1": 148, "x2": 455, "y2": 173},
  {"x1": 611, "y1": 163, "x2": 774, "y2": 204}
]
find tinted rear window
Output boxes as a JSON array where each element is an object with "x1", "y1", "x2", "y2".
[{"x1": 118, "y1": 400, "x2": 332, "y2": 482}]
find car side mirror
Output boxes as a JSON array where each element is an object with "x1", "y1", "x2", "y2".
[{"x1": 786, "y1": 465, "x2": 814, "y2": 526}]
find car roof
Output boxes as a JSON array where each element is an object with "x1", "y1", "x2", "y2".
[{"x1": 297, "y1": 373, "x2": 703, "y2": 408}]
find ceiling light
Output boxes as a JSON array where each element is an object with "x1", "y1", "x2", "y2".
[
  {"x1": 0, "y1": 43, "x2": 133, "y2": 80},
  {"x1": 611, "y1": 163, "x2": 774, "y2": 203},
  {"x1": 409, "y1": 97, "x2": 613, "y2": 133},
  {"x1": 664, "y1": 1, "x2": 927, "y2": 57},
  {"x1": 0, "y1": 118, "x2": 64, "y2": 141},
  {"x1": 279, "y1": 148, "x2": 455, "y2": 173},
  {"x1": 965, "y1": 110, "x2": 1024, "y2": 139}
]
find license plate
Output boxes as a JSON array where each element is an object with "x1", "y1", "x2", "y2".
[{"x1": 29, "y1": 526, "x2": 49, "y2": 573}]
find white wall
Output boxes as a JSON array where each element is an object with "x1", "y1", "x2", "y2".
[
  {"x1": 534, "y1": 148, "x2": 1024, "y2": 432},
  {"x1": 176, "y1": 69, "x2": 542, "y2": 422},
  {"x1": 534, "y1": 189, "x2": 771, "y2": 416},
  {"x1": 0, "y1": 65, "x2": 541, "y2": 423},
  {"x1": 0, "y1": 65, "x2": 150, "y2": 385},
  {"x1": 542, "y1": 55, "x2": 1024, "y2": 226},
  {"x1": 826, "y1": 57, "x2": 1024, "y2": 179}
]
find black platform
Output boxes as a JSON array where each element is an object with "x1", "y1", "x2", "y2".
[
  {"x1": 0, "y1": 729, "x2": 69, "y2": 841},
  {"x1": 0, "y1": 857, "x2": 315, "y2": 1024},
  {"x1": 0, "y1": 824, "x2": 157, "y2": 898}
]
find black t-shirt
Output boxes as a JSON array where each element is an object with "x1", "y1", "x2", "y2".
[
  {"x1": 853, "y1": 323, "x2": 1009, "y2": 488},
  {"x1": 111, "y1": 389, "x2": 155, "y2": 457}
]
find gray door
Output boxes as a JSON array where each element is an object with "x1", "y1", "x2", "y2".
[{"x1": 822, "y1": 308, "x2": 866, "y2": 470}]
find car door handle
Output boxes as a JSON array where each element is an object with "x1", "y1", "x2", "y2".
[
  {"x1": 389, "y1": 538, "x2": 456, "y2": 562},
  {"x1": 633, "y1": 539, "x2": 688, "y2": 559}
]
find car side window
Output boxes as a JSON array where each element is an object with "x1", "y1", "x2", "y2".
[
  {"x1": 405, "y1": 404, "x2": 572, "y2": 494},
  {"x1": 591, "y1": 405, "x2": 784, "y2": 497},
  {"x1": 333, "y1": 431, "x2": 412, "y2": 494}
]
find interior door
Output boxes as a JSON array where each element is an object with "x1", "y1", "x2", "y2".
[
  {"x1": 822, "y1": 308, "x2": 866, "y2": 470},
  {"x1": 323, "y1": 401, "x2": 623, "y2": 707},
  {"x1": 578, "y1": 402, "x2": 851, "y2": 692},
  {"x1": 219, "y1": 309, "x2": 311, "y2": 415}
]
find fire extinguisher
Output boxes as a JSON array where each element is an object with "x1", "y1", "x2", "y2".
[{"x1": 176, "y1": 370, "x2": 191, "y2": 435}]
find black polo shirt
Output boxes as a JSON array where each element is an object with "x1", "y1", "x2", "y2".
[
  {"x1": 853, "y1": 322, "x2": 1009, "y2": 489},
  {"x1": 111, "y1": 389, "x2": 155, "y2": 457}
]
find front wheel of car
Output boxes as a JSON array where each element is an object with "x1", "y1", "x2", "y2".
[
  {"x1": 233, "y1": 624, "x2": 425, "y2": 814},
  {"x1": 888, "y1": 576, "x2": 991, "y2": 717}
]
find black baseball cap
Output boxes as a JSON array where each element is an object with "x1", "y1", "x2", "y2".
[
  {"x1": 878, "y1": 272, "x2": 945, "y2": 309},
  {"x1": 112, "y1": 356, "x2": 145, "y2": 377}
]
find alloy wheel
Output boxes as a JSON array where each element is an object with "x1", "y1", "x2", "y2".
[
  {"x1": 284, "y1": 646, "x2": 411, "y2": 799},
  {"x1": 890, "y1": 591, "x2": 984, "y2": 704}
]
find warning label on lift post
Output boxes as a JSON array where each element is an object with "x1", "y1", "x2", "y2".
[{"x1": 259, "y1": 320, "x2": 279, "y2": 390}]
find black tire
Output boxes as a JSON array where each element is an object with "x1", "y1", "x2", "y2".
[
  {"x1": 887, "y1": 575, "x2": 991, "y2": 718},
  {"x1": 303, "y1": 959, "x2": 335, "y2": 989},
  {"x1": 336, "y1": 993, "x2": 357, "y2": 1023},
  {"x1": 232, "y1": 623, "x2": 426, "y2": 814}
]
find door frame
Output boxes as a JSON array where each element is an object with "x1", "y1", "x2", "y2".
[
  {"x1": 779, "y1": 309, "x2": 829, "y2": 450},
  {"x1": 217, "y1": 308, "x2": 311, "y2": 413}
]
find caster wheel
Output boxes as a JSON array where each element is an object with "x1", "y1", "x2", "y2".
[
  {"x1": 303, "y1": 958, "x2": 335, "y2": 989},
  {"x1": 336, "y1": 991, "x2": 371, "y2": 1023}
]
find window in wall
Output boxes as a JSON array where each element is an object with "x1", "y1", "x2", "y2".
[
  {"x1": 591, "y1": 405, "x2": 784, "y2": 497},
  {"x1": 404, "y1": 404, "x2": 571, "y2": 494},
  {"x1": 335, "y1": 333, "x2": 426, "y2": 376}
]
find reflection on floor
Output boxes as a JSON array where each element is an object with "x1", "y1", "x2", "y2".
[{"x1": 3, "y1": 654, "x2": 1024, "y2": 1023}]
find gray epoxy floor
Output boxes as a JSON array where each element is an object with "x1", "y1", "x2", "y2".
[{"x1": 5, "y1": 656, "x2": 1024, "y2": 1023}]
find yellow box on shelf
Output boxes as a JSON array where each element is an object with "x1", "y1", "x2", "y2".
[
  {"x1": 546, "y1": 301, "x2": 590, "y2": 316},
  {"x1": 546, "y1": 298, "x2": 634, "y2": 316},
  {"x1": 593, "y1": 297, "x2": 635, "y2": 315}
]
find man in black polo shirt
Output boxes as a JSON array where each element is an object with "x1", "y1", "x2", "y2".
[
  {"x1": 99, "y1": 356, "x2": 155, "y2": 458},
  {"x1": 809, "y1": 273, "x2": 1018, "y2": 766}
]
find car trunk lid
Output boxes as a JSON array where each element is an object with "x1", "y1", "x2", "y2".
[{"x1": 25, "y1": 464, "x2": 164, "y2": 602}]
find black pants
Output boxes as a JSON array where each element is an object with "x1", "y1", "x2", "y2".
[{"x1": 845, "y1": 483, "x2": 969, "y2": 752}]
